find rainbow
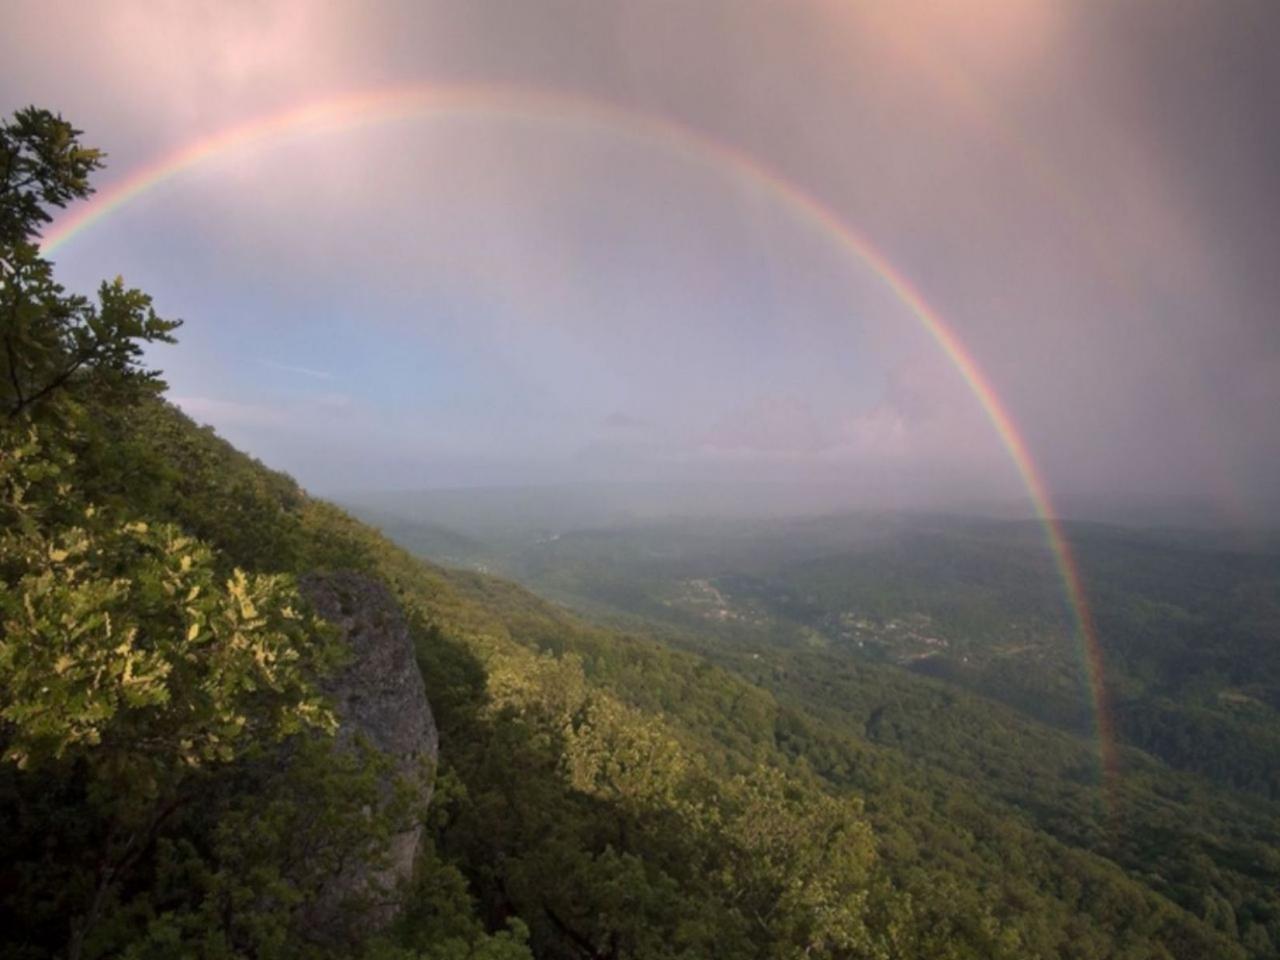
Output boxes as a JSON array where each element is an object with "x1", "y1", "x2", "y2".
[{"x1": 39, "y1": 84, "x2": 1117, "y2": 786}]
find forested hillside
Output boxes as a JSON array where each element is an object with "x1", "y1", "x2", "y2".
[
  {"x1": 345, "y1": 503, "x2": 1280, "y2": 960},
  {"x1": 2, "y1": 110, "x2": 1275, "y2": 959}
]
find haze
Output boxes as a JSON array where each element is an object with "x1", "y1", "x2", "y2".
[{"x1": 3, "y1": 0, "x2": 1277, "y2": 524}]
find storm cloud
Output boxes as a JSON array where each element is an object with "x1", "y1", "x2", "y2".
[{"x1": 3, "y1": 0, "x2": 1277, "y2": 520}]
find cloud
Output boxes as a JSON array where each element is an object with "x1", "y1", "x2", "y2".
[
  {"x1": 313, "y1": 392, "x2": 354, "y2": 410},
  {"x1": 601, "y1": 411, "x2": 649, "y2": 430},
  {"x1": 170, "y1": 395, "x2": 290, "y2": 428},
  {"x1": 837, "y1": 405, "x2": 910, "y2": 460},
  {"x1": 827, "y1": 354, "x2": 1000, "y2": 465},
  {"x1": 6, "y1": 1, "x2": 1279, "y2": 515},
  {"x1": 172, "y1": 391, "x2": 355, "y2": 427},
  {"x1": 699, "y1": 395, "x2": 828, "y2": 458},
  {"x1": 255, "y1": 358, "x2": 333, "y2": 380}
]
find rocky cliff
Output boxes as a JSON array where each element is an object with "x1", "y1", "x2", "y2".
[{"x1": 299, "y1": 572, "x2": 438, "y2": 935}]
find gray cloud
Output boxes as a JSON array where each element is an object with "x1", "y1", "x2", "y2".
[{"x1": 4, "y1": 0, "x2": 1278, "y2": 521}]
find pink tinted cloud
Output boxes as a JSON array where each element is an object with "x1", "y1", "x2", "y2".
[{"x1": 700, "y1": 394, "x2": 829, "y2": 457}]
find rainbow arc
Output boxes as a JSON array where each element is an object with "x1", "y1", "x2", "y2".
[{"x1": 40, "y1": 84, "x2": 1117, "y2": 787}]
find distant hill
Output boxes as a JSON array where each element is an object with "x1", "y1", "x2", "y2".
[{"x1": 365, "y1": 494, "x2": 1280, "y2": 958}]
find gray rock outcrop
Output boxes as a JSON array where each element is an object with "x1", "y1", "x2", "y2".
[{"x1": 298, "y1": 571, "x2": 438, "y2": 934}]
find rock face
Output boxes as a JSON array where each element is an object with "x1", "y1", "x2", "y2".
[{"x1": 299, "y1": 572, "x2": 438, "y2": 933}]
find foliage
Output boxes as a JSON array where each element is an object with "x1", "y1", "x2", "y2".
[
  {"x1": 1, "y1": 107, "x2": 179, "y2": 423},
  {"x1": 0, "y1": 432, "x2": 336, "y2": 773},
  {"x1": 0, "y1": 108, "x2": 421, "y2": 960},
  {"x1": 0, "y1": 106, "x2": 102, "y2": 242}
]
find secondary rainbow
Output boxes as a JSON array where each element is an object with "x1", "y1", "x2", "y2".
[{"x1": 39, "y1": 85, "x2": 1118, "y2": 784}]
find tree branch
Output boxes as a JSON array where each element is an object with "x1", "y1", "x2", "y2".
[
  {"x1": 544, "y1": 903, "x2": 611, "y2": 960},
  {"x1": 4, "y1": 331, "x2": 25, "y2": 411},
  {"x1": 8, "y1": 344, "x2": 93, "y2": 418},
  {"x1": 67, "y1": 790, "x2": 190, "y2": 960}
]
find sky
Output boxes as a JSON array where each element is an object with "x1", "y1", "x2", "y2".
[{"x1": 3, "y1": 0, "x2": 1278, "y2": 521}]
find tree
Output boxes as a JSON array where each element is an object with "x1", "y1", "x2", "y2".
[
  {"x1": 0, "y1": 106, "x2": 102, "y2": 243},
  {"x1": 1, "y1": 107, "x2": 179, "y2": 421},
  {"x1": 0, "y1": 423, "x2": 343, "y2": 958},
  {"x1": 0, "y1": 108, "x2": 346, "y2": 958}
]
